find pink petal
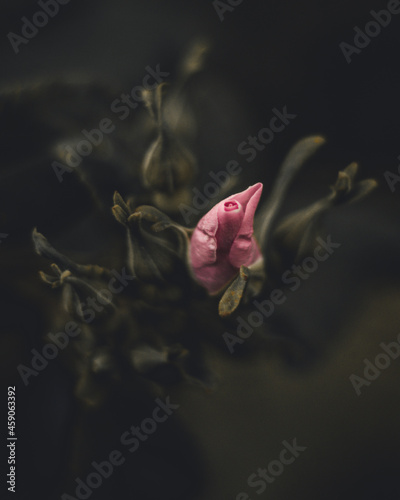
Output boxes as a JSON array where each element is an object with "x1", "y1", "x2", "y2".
[
  {"x1": 228, "y1": 234, "x2": 262, "y2": 268},
  {"x1": 189, "y1": 183, "x2": 263, "y2": 294},
  {"x1": 189, "y1": 228, "x2": 217, "y2": 267},
  {"x1": 216, "y1": 199, "x2": 244, "y2": 252},
  {"x1": 227, "y1": 183, "x2": 263, "y2": 267},
  {"x1": 231, "y1": 182, "x2": 263, "y2": 237}
]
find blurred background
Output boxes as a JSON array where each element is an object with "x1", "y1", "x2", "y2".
[{"x1": 1, "y1": 0, "x2": 400, "y2": 499}]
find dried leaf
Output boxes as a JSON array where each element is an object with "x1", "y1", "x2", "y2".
[{"x1": 218, "y1": 266, "x2": 249, "y2": 317}]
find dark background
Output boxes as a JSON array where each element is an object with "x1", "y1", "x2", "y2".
[{"x1": 1, "y1": 1, "x2": 400, "y2": 499}]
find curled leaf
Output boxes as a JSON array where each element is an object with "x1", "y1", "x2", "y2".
[
  {"x1": 32, "y1": 228, "x2": 110, "y2": 280},
  {"x1": 218, "y1": 266, "x2": 249, "y2": 317},
  {"x1": 270, "y1": 163, "x2": 378, "y2": 267}
]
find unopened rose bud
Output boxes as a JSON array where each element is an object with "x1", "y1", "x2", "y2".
[{"x1": 189, "y1": 183, "x2": 263, "y2": 294}]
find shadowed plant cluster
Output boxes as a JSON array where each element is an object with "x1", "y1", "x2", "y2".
[{"x1": 26, "y1": 42, "x2": 378, "y2": 408}]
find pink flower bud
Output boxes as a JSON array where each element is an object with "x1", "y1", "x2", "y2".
[{"x1": 189, "y1": 183, "x2": 263, "y2": 294}]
